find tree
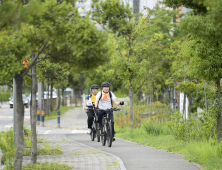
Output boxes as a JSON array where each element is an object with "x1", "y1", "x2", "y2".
[
  {"x1": 92, "y1": 0, "x2": 168, "y2": 130},
  {"x1": 0, "y1": 0, "x2": 109, "y2": 168},
  {"x1": 164, "y1": 0, "x2": 222, "y2": 143}
]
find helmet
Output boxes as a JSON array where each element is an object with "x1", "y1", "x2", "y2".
[
  {"x1": 101, "y1": 82, "x2": 110, "y2": 87},
  {"x1": 91, "y1": 84, "x2": 98, "y2": 89}
]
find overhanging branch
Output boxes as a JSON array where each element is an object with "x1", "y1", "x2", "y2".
[{"x1": 21, "y1": 41, "x2": 48, "y2": 77}]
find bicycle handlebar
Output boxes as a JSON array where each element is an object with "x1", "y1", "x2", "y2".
[{"x1": 98, "y1": 108, "x2": 120, "y2": 112}]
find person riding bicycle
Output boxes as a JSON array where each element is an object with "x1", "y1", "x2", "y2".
[
  {"x1": 94, "y1": 82, "x2": 124, "y2": 141},
  {"x1": 84, "y1": 84, "x2": 98, "y2": 134}
]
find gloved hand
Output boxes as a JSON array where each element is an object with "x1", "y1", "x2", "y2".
[
  {"x1": 94, "y1": 107, "x2": 99, "y2": 110},
  {"x1": 119, "y1": 101, "x2": 124, "y2": 105}
]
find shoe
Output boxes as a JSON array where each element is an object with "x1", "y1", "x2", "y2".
[
  {"x1": 87, "y1": 129, "x2": 92, "y2": 134},
  {"x1": 112, "y1": 138, "x2": 115, "y2": 142}
]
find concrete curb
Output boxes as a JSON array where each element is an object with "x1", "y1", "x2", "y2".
[{"x1": 65, "y1": 134, "x2": 127, "y2": 170}]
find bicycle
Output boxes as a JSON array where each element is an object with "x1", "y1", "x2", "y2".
[
  {"x1": 98, "y1": 108, "x2": 120, "y2": 147},
  {"x1": 87, "y1": 107, "x2": 100, "y2": 142}
]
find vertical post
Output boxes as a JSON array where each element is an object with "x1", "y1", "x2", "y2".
[
  {"x1": 13, "y1": 78, "x2": 17, "y2": 145},
  {"x1": 41, "y1": 110, "x2": 45, "y2": 127},
  {"x1": 37, "y1": 109, "x2": 40, "y2": 125},
  {"x1": 57, "y1": 110, "x2": 60, "y2": 128},
  {"x1": 38, "y1": 82, "x2": 42, "y2": 120}
]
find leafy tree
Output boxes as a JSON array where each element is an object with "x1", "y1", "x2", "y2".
[
  {"x1": 0, "y1": 0, "x2": 109, "y2": 168},
  {"x1": 164, "y1": 0, "x2": 222, "y2": 142}
]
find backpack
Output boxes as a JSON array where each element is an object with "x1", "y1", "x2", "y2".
[{"x1": 98, "y1": 91, "x2": 113, "y2": 107}]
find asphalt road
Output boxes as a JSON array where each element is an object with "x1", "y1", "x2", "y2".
[{"x1": 0, "y1": 104, "x2": 30, "y2": 131}]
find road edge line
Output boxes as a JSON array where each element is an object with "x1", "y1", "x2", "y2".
[{"x1": 64, "y1": 134, "x2": 127, "y2": 170}]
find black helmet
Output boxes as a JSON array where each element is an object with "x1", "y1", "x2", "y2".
[
  {"x1": 101, "y1": 82, "x2": 110, "y2": 87},
  {"x1": 91, "y1": 84, "x2": 98, "y2": 89}
]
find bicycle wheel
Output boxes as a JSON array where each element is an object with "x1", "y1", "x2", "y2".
[
  {"x1": 90, "y1": 129, "x2": 95, "y2": 141},
  {"x1": 101, "y1": 125, "x2": 106, "y2": 146},
  {"x1": 106, "y1": 121, "x2": 113, "y2": 147},
  {"x1": 97, "y1": 130, "x2": 100, "y2": 142}
]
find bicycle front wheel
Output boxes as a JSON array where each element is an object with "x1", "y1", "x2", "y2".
[
  {"x1": 106, "y1": 121, "x2": 113, "y2": 147},
  {"x1": 90, "y1": 129, "x2": 95, "y2": 141},
  {"x1": 101, "y1": 126, "x2": 106, "y2": 146}
]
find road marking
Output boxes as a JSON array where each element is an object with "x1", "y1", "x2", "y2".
[
  {"x1": 5, "y1": 125, "x2": 13, "y2": 128},
  {"x1": 0, "y1": 116, "x2": 30, "y2": 119},
  {"x1": 44, "y1": 130, "x2": 51, "y2": 134},
  {"x1": 0, "y1": 111, "x2": 12, "y2": 116},
  {"x1": 71, "y1": 130, "x2": 88, "y2": 134}
]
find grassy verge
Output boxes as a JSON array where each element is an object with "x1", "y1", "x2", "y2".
[
  {"x1": 0, "y1": 129, "x2": 64, "y2": 169},
  {"x1": 22, "y1": 162, "x2": 73, "y2": 170},
  {"x1": 115, "y1": 126, "x2": 222, "y2": 170},
  {"x1": 45, "y1": 106, "x2": 73, "y2": 120}
]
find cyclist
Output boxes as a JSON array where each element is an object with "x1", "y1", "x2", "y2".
[
  {"x1": 95, "y1": 82, "x2": 124, "y2": 141},
  {"x1": 84, "y1": 84, "x2": 98, "y2": 134}
]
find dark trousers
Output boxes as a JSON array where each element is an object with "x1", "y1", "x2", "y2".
[
  {"x1": 87, "y1": 110, "x2": 94, "y2": 129},
  {"x1": 97, "y1": 110, "x2": 115, "y2": 137}
]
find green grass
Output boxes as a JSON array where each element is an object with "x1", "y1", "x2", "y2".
[
  {"x1": 45, "y1": 106, "x2": 73, "y2": 120},
  {"x1": 24, "y1": 142, "x2": 63, "y2": 156},
  {"x1": 115, "y1": 126, "x2": 222, "y2": 170},
  {"x1": 21, "y1": 162, "x2": 73, "y2": 170}
]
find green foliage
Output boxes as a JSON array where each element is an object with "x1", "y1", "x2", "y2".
[
  {"x1": 0, "y1": 92, "x2": 11, "y2": 101},
  {"x1": 143, "y1": 118, "x2": 172, "y2": 136},
  {"x1": 167, "y1": 112, "x2": 217, "y2": 141},
  {"x1": 0, "y1": 130, "x2": 16, "y2": 169}
]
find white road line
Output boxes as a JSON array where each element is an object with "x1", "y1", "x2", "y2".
[
  {"x1": 71, "y1": 130, "x2": 88, "y2": 134},
  {"x1": 0, "y1": 116, "x2": 30, "y2": 119},
  {"x1": 5, "y1": 125, "x2": 13, "y2": 128},
  {"x1": 44, "y1": 130, "x2": 51, "y2": 134}
]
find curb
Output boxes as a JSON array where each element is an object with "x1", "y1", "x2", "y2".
[{"x1": 65, "y1": 134, "x2": 127, "y2": 170}]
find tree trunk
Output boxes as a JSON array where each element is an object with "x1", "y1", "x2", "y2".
[
  {"x1": 146, "y1": 93, "x2": 149, "y2": 108},
  {"x1": 62, "y1": 87, "x2": 65, "y2": 106},
  {"x1": 31, "y1": 55, "x2": 37, "y2": 164},
  {"x1": 129, "y1": 87, "x2": 133, "y2": 131},
  {"x1": 137, "y1": 91, "x2": 143, "y2": 101},
  {"x1": 216, "y1": 80, "x2": 222, "y2": 143},
  {"x1": 14, "y1": 74, "x2": 24, "y2": 170},
  {"x1": 46, "y1": 81, "x2": 49, "y2": 116},
  {"x1": 189, "y1": 91, "x2": 191, "y2": 119},
  {"x1": 50, "y1": 81, "x2": 53, "y2": 112},
  {"x1": 156, "y1": 88, "x2": 158, "y2": 101},
  {"x1": 183, "y1": 92, "x2": 186, "y2": 120},
  {"x1": 110, "y1": 81, "x2": 113, "y2": 92},
  {"x1": 161, "y1": 87, "x2": 165, "y2": 103},
  {"x1": 172, "y1": 87, "x2": 175, "y2": 110},
  {"x1": 203, "y1": 80, "x2": 208, "y2": 116},
  {"x1": 168, "y1": 88, "x2": 171, "y2": 104},
  {"x1": 57, "y1": 88, "x2": 60, "y2": 110}
]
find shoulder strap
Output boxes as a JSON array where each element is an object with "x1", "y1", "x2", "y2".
[
  {"x1": 98, "y1": 91, "x2": 102, "y2": 104},
  {"x1": 109, "y1": 91, "x2": 113, "y2": 107}
]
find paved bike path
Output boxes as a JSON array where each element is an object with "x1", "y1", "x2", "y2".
[{"x1": 66, "y1": 111, "x2": 200, "y2": 170}]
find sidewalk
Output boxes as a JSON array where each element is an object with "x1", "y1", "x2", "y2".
[
  {"x1": 25, "y1": 107, "x2": 87, "y2": 130},
  {"x1": 21, "y1": 107, "x2": 121, "y2": 170}
]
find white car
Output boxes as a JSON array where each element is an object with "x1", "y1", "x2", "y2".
[{"x1": 9, "y1": 94, "x2": 29, "y2": 108}]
